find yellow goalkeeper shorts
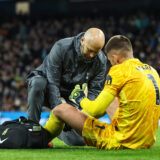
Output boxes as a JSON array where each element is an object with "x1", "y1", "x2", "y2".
[{"x1": 82, "y1": 116, "x2": 123, "y2": 149}]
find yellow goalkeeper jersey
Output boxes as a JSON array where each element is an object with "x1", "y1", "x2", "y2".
[{"x1": 105, "y1": 58, "x2": 160, "y2": 149}]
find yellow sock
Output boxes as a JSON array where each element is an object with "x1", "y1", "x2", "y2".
[{"x1": 44, "y1": 111, "x2": 64, "y2": 138}]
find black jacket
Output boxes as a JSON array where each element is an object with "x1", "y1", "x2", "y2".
[{"x1": 36, "y1": 33, "x2": 107, "y2": 107}]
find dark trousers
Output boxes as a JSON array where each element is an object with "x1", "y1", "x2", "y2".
[{"x1": 27, "y1": 75, "x2": 48, "y2": 122}]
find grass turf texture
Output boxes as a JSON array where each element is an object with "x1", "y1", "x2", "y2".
[{"x1": 0, "y1": 128, "x2": 160, "y2": 160}]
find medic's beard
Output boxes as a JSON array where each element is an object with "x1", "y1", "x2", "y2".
[{"x1": 80, "y1": 45, "x2": 91, "y2": 60}]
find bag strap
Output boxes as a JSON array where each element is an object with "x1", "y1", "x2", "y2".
[{"x1": 19, "y1": 116, "x2": 39, "y2": 125}]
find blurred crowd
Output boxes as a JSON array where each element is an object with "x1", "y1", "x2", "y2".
[{"x1": 0, "y1": 11, "x2": 159, "y2": 111}]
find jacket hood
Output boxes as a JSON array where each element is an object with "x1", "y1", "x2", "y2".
[{"x1": 74, "y1": 32, "x2": 98, "y2": 63}]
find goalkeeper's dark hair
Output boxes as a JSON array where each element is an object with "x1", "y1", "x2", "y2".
[{"x1": 104, "y1": 35, "x2": 133, "y2": 57}]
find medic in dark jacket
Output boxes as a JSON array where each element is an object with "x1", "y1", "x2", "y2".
[{"x1": 27, "y1": 28, "x2": 107, "y2": 124}]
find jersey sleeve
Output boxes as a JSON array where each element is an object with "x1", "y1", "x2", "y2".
[{"x1": 80, "y1": 89, "x2": 115, "y2": 118}]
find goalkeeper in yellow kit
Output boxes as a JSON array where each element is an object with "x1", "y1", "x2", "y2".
[{"x1": 44, "y1": 35, "x2": 160, "y2": 149}]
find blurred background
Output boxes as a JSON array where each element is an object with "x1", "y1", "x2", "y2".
[{"x1": 0, "y1": 0, "x2": 159, "y2": 123}]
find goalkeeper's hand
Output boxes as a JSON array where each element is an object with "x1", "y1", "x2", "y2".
[{"x1": 69, "y1": 83, "x2": 87, "y2": 106}]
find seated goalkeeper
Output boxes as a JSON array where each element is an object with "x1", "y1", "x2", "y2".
[{"x1": 44, "y1": 35, "x2": 160, "y2": 149}]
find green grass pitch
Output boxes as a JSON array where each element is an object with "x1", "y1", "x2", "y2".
[{"x1": 0, "y1": 128, "x2": 160, "y2": 160}]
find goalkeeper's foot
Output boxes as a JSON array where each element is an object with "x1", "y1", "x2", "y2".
[{"x1": 48, "y1": 141, "x2": 53, "y2": 148}]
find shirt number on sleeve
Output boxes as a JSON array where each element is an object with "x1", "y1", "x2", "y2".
[{"x1": 106, "y1": 75, "x2": 112, "y2": 85}]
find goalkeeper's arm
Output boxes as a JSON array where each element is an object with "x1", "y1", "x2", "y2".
[{"x1": 80, "y1": 89, "x2": 115, "y2": 118}]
